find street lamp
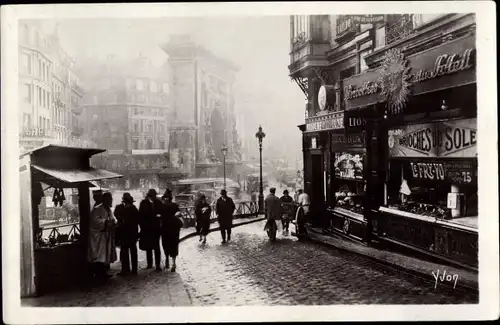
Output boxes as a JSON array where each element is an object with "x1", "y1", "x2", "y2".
[
  {"x1": 221, "y1": 144, "x2": 228, "y2": 189},
  {"x1": 255, "y1": 125, "x2": 266, "y2": 214}
]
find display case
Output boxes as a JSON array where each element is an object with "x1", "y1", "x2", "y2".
[{"x1": 333, "y1": 152, "x2": 365, "y2": 216}]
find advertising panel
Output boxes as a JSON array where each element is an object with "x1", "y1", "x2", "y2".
[{"x1": 388, "y1": 118, "x2": 477, "y2": 158}]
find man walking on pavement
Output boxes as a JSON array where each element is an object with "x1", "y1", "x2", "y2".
[
  {"x1": 279, "y1": 189, "x2": 294, "y2": 235},
  {"x1": 264, "y1": 187, "x2": 281, "y2": 241},
  {"x1": 114, "y1": 193, "x2": 140, "y2": 276},
  {"x1": 216, "y1": 189, "x2": 236, "y2": 244},
  {"x1": 139, "y1": 189, "x2": 162, "y2": 271}
]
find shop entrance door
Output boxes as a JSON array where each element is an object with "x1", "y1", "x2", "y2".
[{"x1": 311, "y1": 154, "x2": 324, "y2": 226}]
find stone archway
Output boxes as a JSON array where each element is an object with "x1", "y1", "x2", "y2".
[{"x1": 210, "y1": 108, "x2": 225, "y2": 163}]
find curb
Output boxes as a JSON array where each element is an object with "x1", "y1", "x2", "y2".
[
  {"x1": 306, "y1": 227, "x2": 479, "y2": 295},
  {"x1": 179, "y1": 216, "x2": 266, "y2": 243}
]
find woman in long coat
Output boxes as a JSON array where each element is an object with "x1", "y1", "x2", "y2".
[
  {"x1": 88, "y1": 192, "x2": 118, "y2": 279},
  {"x1": 160, "y1": 190, "x2": 184, "y2": 272},
  {"x1": 195, "y1": 194, "x2": 212, "y2": 243}
]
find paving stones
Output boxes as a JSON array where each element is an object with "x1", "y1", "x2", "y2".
[
  {"x1": 24, "y1": 219, "x2": 478, "y2": 307},
  {"x1": 177, "y1": 220, "x2": 478, "y2": 305}
]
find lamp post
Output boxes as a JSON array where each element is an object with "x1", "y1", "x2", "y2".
[
  {"x1": 255, "y1": 125, "x2": 266, "y2": 214},
  {"x1": 221, "y1": 144, "x2": 228, "y2": 189}
]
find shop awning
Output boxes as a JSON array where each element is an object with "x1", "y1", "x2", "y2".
[{"x1": 32, "y1": 165, "x2": 123, "y2": 184}]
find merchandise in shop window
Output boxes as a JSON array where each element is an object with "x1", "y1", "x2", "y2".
[
  {"x1": 386, "y1": 160, "x2": 478, "y2": 221},
  {"x1": 334, "y1": 184, "x2": 364, "y2": 215},
  {"x1": 333, "y1": 152, "x2": 365, "y2": 215}
]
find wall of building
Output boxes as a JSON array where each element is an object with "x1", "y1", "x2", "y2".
[{"x1": 18, "y1": 21, "x2": 87, "y2": 152}]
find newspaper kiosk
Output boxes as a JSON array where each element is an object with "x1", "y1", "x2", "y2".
[{"x1": 20, "y1": 145, "x2": 122, "y2": 297}]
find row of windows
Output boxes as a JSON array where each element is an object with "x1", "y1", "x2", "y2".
[
  {"x1": 22, "y1": 84, "x2": 52, "y2": 108},
  {"x1": 21, "y1": 52, "x2": 51, "y2": 82},
  {"x1": 131, "y1": 139, "x2": 166, "y2": 150},
  {"x1": 132, "y1": 107, "x2": 165, "y2": 116},
  {"x1": 131, "y1": 119, "x2": 166, "y2": 134},
  {"x1": 22, "y1": 113, "x2": 51, "y2": 131},
  {"x1": 125, "y1": 78, "x2": 170, "y2": 94}
]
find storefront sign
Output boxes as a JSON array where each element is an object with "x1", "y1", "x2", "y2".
[
  {"x1": 22, "y1": 128, "x2": 48, "y2": 137},
  {"x1": 346, "y1": 14, "x2": 385, "y2": 24},
  {"x1": 388, "y1": 118, "x2": 477, "y2": 158},
  {"x1": 331, "y1": 134, "x2": 364, "y2": 147},
  {"x1": 343, "y1": 35, "x2": 476, "y2": 111},
  {"x1": 334, "y1": 152, "x2": 364, "y2": 180},
  {"x1": 407, "y1": 159, "x2": 476, "y2": 185},
  {"x1": 305, "y1": 112, "x2": 344, "y2": 132}
]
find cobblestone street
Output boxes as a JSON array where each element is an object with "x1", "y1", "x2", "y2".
[
  {"x1": 24, "y1": 219, "x2": 478, "y2": 307},
  {"x1": 178, "y1": 220, "x2": 478, "y2": 305}
]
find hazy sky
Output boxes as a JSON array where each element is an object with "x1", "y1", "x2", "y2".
[{"x1": 39, "y1": 16, "x2": 305, "y2": 162}]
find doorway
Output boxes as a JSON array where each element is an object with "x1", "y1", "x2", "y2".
[{"x1": 311, "y1": 154, "x2": 324, "y2": 226}]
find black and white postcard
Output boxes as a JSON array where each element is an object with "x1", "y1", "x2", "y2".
[{"x1": 1, "y1": 2, "x2": 498, "y2": 323}]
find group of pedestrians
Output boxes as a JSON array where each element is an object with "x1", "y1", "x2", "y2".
[
  {"x1": 264, "y1": 187, "x2": 310, "y2": 241},
  {"x1": 194, "y1": 189, "x2": 236, "y2": 244},
  {"x1": 87, "y1": 188, "x2": 184, "y2": 280}
]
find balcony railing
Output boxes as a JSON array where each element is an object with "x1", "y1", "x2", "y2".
[{"x1": 385, "y1": 14, "x2": 415, "y2": 46}]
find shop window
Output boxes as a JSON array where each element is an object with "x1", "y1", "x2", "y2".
[
  {"x1": 386, "y1": 159, "x2": 478, "y2": 221},
  {"x1": 333, "y1": 152, "x2": 365, "y2": 215},
  {"x1": 146, "y1": 139, "x2": 153, "y2": 150}
]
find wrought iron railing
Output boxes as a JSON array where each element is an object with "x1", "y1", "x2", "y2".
[
  {"x1": 385, "y1": 14, "x2": 415, "y2": 46},
  {"x1": 178, "y1": 200, "x2": 259, "y2": 228}
]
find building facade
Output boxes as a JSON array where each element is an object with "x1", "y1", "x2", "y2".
[
  {"x1": 18, "y1": 21, "x2": 88, "y2": 152},
  {"x1": 161, "y1": 36, "x2": 243, "y2": 181},
  {"x1": 77, "y1": 56, "x2": 185, "y2": 190},
  {"x1": 289, "y1": 14, "x2": 477, "y2": 268}
]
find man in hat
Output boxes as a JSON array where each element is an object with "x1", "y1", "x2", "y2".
[
  {"x1": 264, "y1": 187, "x2": 281, "y2": 241},
  {"x1": 114, "y1": 193, "x2": 140, "y2": 276},
  {"x1": 279, "y1": 189, "x2": 294, "y2": 234},
  {"x1": 88, "y1": 192, "x2": 118, "y2": 280},
  {"x1": 215, "y1": 189, "x2": 236, "y2": 244},
  {"x1": 138, "y1": 189, "x2": 162, "y2": 271}
]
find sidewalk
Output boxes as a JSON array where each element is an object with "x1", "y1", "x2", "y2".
[
  {"x1": 22, "y1": 215, "x2": 265, "y2": 307},
  {"x1": 305, "y1": 225, "x2": 478, "y2": 292}
]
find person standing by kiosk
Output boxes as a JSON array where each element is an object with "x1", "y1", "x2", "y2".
[
  {"x1": 138, "y1": 189, "x2": 162, "y2": 271},
  {"x1": 114, "y1": 193, "x2": 140, "y2": 276}
]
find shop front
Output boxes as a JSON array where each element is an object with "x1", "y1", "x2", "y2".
[
  {"x1": 342, "y1": 34, "x2": 478, "y2": 268},
  {"x1": 20, "y1": 145, "x2": 122, "y2": 297},
  {"x1": 303, "y1": 111, "x2": 345, "y2": 226},
  {"x1": 328, "y1": 132, "x2": 368, "y2": 240}
]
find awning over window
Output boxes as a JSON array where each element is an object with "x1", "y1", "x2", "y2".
[{"x1": 32, "y1": 165, "x2": 123, "y2": 184}]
